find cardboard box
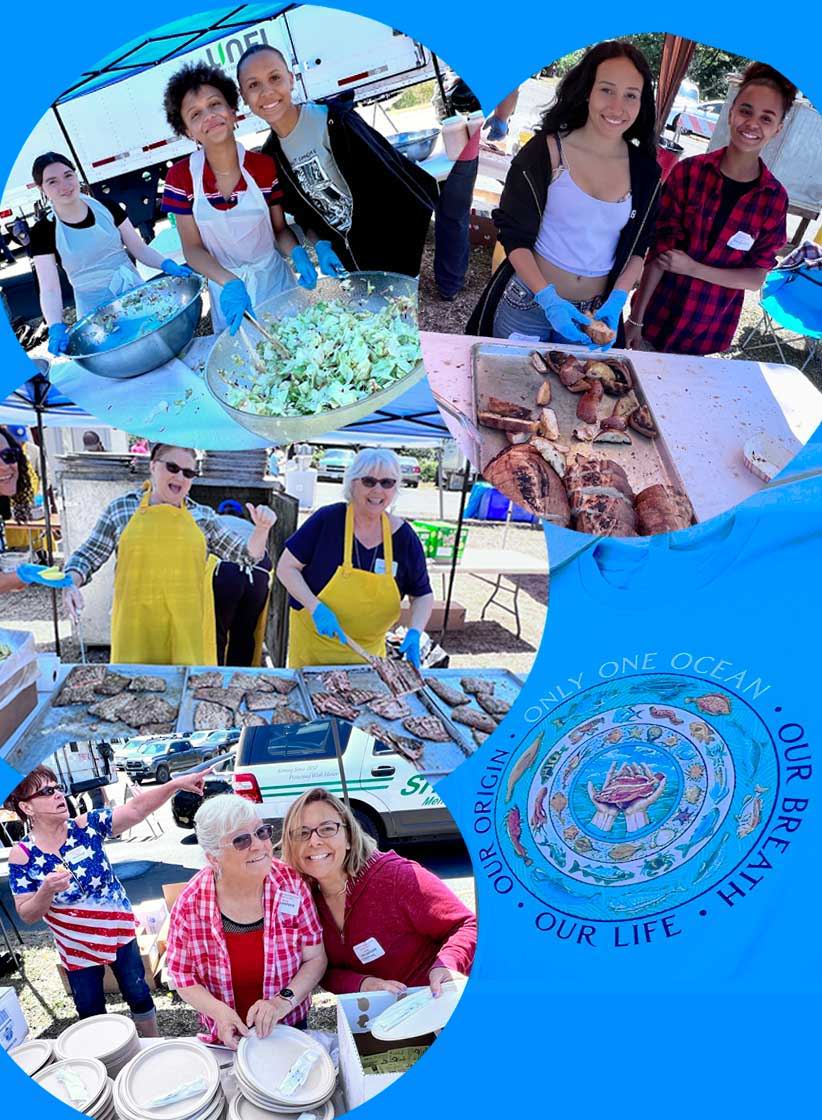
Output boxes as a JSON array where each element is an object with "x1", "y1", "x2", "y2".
[
  {"x1": 162, "y1": 882, "x2": 188, "y2": 912},
  {"x1": 0, "y1": 681, "x2": 37, "y2": 748},
  {"x1": 399, "y1": 601, "x2": 466, "y2": 632},
  {"x1": 133, "y1": 898, "x2": 169, "y2": 937},
  {"x1": 336, "y1": 990, "x2": 432, "y2": 1110},
  {"x1": 468, "y1": 211, "x2": 497, "y2": 248},
  {"x1": 58, "y1": 932, "x2": 161, "y2": 997},
  {"x1": 0, "y1": 986, "x2": 27, "y2": 1051}
]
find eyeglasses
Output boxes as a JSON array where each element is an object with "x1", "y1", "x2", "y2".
[
  {"x1": 224, "y1": 824, "x2": 274, "y2": 851},
  {"x1": 359, "y1": 477, "x2": 397, "y2": 490},
  {"x1": 160, "y1": 460, "x2": 198, "y2": 480},
  {"x1": 290, "y1": 821, "x2": 344, "y2": 843},
  {"x1": 0, "y1": 449, "x2": 18, "y2": 465},
  {"x1": 29, "y1": 784, "x2": 66, "y2": 799}
]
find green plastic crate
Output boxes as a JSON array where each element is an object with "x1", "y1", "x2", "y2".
[{"x1": 412, "y1": 520, "x2": 469, "y2": 563}]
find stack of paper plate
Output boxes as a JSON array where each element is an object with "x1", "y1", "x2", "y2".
[
  {"x1": 55, "y1": 1013, "x2": 140, "y2": 1077},
  {"x1": 8, "y1": 1037, "x2": 55, "y2": 1077},
  {"x1": 34, "y1": 1056, "x2": 115, "y2": 1119},
  {"x1": 370, "y1": 979, "x2": 466, "y2": 1042},
  {"x1": 228, "y1": 1095, "x2": 334, "y2": 1120},
  {"x1": 113, "y1": 1040, "x2": 225, "y2": 1120},
  {"x1": 234, "y1": 1028, "x2": 336, "y2": 1114}
]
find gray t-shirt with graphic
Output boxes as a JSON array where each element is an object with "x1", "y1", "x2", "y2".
[{"x1": 279, "y1": 102, "x2": 353, "y2": 234}]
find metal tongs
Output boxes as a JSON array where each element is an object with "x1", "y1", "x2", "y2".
[{"x1": 237, "y1": 308, "x2": 290, "y2": 375}]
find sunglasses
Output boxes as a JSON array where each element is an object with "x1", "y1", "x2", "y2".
[
  {"x1": 159, "y1": 460, "x2": 198, "y2": 480},
  {"x1": 359, "y1": 477, "x2": 397, "y2": 490},
  {"x1": 225, "y1": 823, "x2": 274, "y2": 851},
  {"x1": 29, "y1": 784, "x2": 66, "y2": 799},
  {"x1": 290, "y1": 820, "x2": 343, "y2": 843},
  {"x1": 0, "y1": 449, "x2": 19, "y2": 465}
]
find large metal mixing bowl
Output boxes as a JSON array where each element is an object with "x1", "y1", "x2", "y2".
[
  {"x1": 387, "y1": 128, "x2": 440, "y2": 163},
  {"x1": 64, "y1": 275, "x2": 204, "y2": 379},
  {"x1": 205, "y1": 272, "x2": 424, "y2": 444}
]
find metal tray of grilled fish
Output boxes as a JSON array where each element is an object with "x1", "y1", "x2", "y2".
[
  {"x1": 301, "y1": 666, "x2": 474, "y2": 777},
  {"x1": 423, "y1": 668, "x2": 523, "y2": 733},
  {"x1": 178, "y1": 667, "x2": 313, "y2": 732}
]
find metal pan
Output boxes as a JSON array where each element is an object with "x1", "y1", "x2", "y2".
[
  {"x1": 204, "y1": 272, "x2": 424, "y2": 443},
  {"x1": 178, "y1": 667, "x2": 313, "y2": 732}
]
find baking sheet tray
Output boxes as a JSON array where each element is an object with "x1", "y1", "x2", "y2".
[
  {"x1": 301, "y1": 667, "x2": 473, "y2": 777},
  {"x1": 5, "y1": 664, "x2": 187, "y2": 772},
  {"x1": 178, "y1": 667, "x2": 313, "y2": 731},
  {"x1": 423, "y1": 668, "x2": 522, "y2": 731},
  {"x1": 471, "y1": 343, "x2": 692, "y2": 506}
]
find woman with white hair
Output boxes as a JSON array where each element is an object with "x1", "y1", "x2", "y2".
[
  {"x1": 276, "y1": 447, "x2": 434, "y2": 668},
  {"x1": 165, "y1": 794, "x2": 325, "y2": 1048}
]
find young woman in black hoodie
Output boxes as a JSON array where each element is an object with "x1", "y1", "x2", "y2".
[{"x1": 468, "y1": 41, "x2": 661, "y2": 348}]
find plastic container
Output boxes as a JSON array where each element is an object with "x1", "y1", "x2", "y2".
[
  {"x1": 441, "y1": 114, "x2": 470, "y2": 159},
  {"x1": 411, "y1": 521, "x2": 469, "y2": 562},
  {"x1": 466, "y1": 110, "x2": 485, "y2": 138}
]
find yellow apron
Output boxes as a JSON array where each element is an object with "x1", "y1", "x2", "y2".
[
  {"x1": 111, "y1": 487, "x2": 218, "y2": 666},
  {"x1": 288, "y1": 503, "x2": 401, "y2": 668}
]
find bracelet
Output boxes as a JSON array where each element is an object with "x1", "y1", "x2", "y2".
[{"x1": 626, "y1": 317, "x2": 644, "y2": 328}]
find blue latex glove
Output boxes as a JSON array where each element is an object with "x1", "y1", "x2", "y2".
[
  {"x1": 315, "y1": 241, "x2": 348, "y2": 278},
  {"x1": 47, "y1": 323, "x2": 70, "y2": 356},
  {"x1": 290, "y1": 246, "x2": 317, "y2": 290},
  {"x1": 311, "y1": 602, "x2": 346, "y2": 644},
  {"x1": 161, "y1": 258, "x2": 194, "y2": 278},
  {"x1": 220, "y1": 279, "x2": 253, "y2": 336},
  {"x1": 16, "y1": 563, "x2": 73, "y2": 588},
  {"x1": 592, "y1": 289, "x2": 629, "y2": 348},
  {"x1": 534, "y1": 285, "x2": 592, "y2": 347},
  {"x1": 399, "y1": 628, "x2": 422, "y2": 669},
  {"x1": 484, "y1": 114, "x2": 509, "y2": 141}
]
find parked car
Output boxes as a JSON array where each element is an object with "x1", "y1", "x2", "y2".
[
  {"x1": 399, "y1": 455, "x2": 421, "y2": 488},
  {"x1": 171, "y1": 753, "x2": 235, "y2": 829},
  {"x1": 114, "y1": 738, "x2": 149, "y2": 770},
  {"x1": 317, "y1": 448, "x2": 356, "y2": 482},
  {"x1": 666, "y1": 100, "x2": 722, "y2": 138},
  {"x1": 187, "y1": 729, "x2": 240, "y2": 751},
  {"x1": 125, "y1": 738, "x2": 214, "y2": 785},
  {"x1": 233, "y1": 719, "x2": 459, "y2": 846}
]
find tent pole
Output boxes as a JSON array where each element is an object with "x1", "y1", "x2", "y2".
[
  {"x1": 33, "y1": 389, "x2": 61, "y2": 656},
  {"x1": 437, "y1": 443, "x2": 444, "y2": 522},
  {"x1": 51, "y1": 102, "x2": 90, "y2": 188},
  {"x1": 439, "y1": 458, "x2": 471, "y2": 641}
]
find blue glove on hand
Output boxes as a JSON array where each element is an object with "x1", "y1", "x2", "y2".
[
  {"x1": 534, "y1": 285, "x2": 592, "y2": 347},
  {"x1": 47, "y1": 323, "x2": 70, "y2": 356},
  {"x1": 593, "y1": 289, "x2": 629, "y2": 347},
  {"x1": 220, "y1": 279, "x2": 253, "y2": 336},
  {"x1": 484, "y1": 114, "x2": 509, "y2": 141},
  {"x1": 290, "y1": 246, "x2": 317, "y2": 290},
  {"x1": 311, "y1": 602, "x2": 346, "y2": 643},
  {"x1": 399, "y1": 628, "x2": 422, "y2": 669},
  {"x1": 315, "y1": 241, "x2": 348, "y2": 278},
  {"x1": 16, "y1": 563, "x2": 73, "y2": 588},
  {"x1": 161, "y1": 258, "x2": 194, "y2": 278}
]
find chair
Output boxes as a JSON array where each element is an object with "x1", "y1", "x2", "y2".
[
  {"x1": 739, "y1": 265, "x2": 822, "y2": 370},
  {"x1": 119, "y1": 781, "x2": 164, "y2": 842}
]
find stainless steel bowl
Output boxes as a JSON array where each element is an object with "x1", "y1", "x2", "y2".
[
  {"x1": 387, "y1": 128, "x2": 440, "y2": 163},
  {"x1": 64, "y1": 275, "x2": 205, "y2": 379},
  {"x1": 205, "y1": 271, "x2": 424, "y2": 444}
]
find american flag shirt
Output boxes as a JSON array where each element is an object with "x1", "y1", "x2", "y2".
[
  {"x1": 166, "y1": 861, "x2": 323, "y2": 1043},
  {"x1": 643, "y1": 147, "x2": 788, "y2": 355},
  {"x1": 9, "y1": 809, "x2": 136, "y2": 971}
]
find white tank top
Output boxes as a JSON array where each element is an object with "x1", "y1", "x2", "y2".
[{"x1": 534, "y1": 135, "x2": 632, "y2": 277}]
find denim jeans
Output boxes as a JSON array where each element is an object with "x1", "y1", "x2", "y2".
[
  {"x1": 433, "y1": 157, "x2": 478, "y2": 298},
  {"x1": 493, "y1": 274, "x2": 603, "y2": 342},
  {"x1": 66, "y1": 937, "x2": 156, "y2": 1020}
]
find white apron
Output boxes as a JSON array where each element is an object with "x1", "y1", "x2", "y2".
[
  {"x1": 190, "y1": 144, "x2": 294, "y2": 332},
  {"x1": 55, "y1": 195, "x2": 142, "y2": 320}
]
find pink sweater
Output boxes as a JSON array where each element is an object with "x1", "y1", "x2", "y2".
[{"x1": 315, "y1": 850, "x2": 477, "y2": 994}]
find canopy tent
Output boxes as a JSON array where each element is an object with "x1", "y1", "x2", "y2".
[
  {"x1": 56, "y1": 4, "x2": 296, "y2": 102},
  {"x1": 655, "y1": 35, "x2": 697, "y2": 138}
]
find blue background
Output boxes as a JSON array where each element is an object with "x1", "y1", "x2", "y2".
[{"x1": 2, "y1": 2, "x2": 821, "y2": 1116}]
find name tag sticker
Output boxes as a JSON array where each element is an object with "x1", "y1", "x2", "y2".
[
  {"x1": 278, "y1": 890, "x2": 301, "y2": 917},
  {"x1": 64, "y1": 846, "x2": 93, "y2": 865},
  {"x1": 353, "y1": 937, "x2": 385, "y2": 964},
  {"x1": 727, "y1": 230, "x2": 755, "y2": 250},
  {"x1": 374, "y1": 559, "x2": 398, "y2": 577}
]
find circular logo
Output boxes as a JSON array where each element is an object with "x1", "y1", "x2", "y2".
[{"x1": 496, "y1": 674, "x2": 778, "y2": 922}]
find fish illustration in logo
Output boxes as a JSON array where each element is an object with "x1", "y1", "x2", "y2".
[
  {"x1": 569, "y1": 860, "x2": 634, "y2": 884},
  {"x1": 674, "y1": 807, "x2": 721, "y2": 858},
  {"x1": 608, "y1": 842, "x2": 642, "y2": 861},
  {"x1": 505, "y1": 806, "x2": 532, "y2": 865},
  {"x1": 613, "y1": 706, "x2": 642, "y2": 723},
  {"x1": 736, "y1": 786, "x2": 768, "y2": 838},
  {"x1": 543, "y1": 841, "x2": 567, "y2": 868},
  {"x1": 649, "y1": 707, "x2": 683, "y2": 724},
  {"x1": 541, "y1": 749, "x2": 563, "y2": 781},
  {"x1": 693, "y1": 833, "x2": 730, "y2": 883},
  {"x1": 686, "y1": 693, "x2": 732, "y2": 716},
  {"x1": 505, "y1": 731, "x2": 543, "y2": 802}
]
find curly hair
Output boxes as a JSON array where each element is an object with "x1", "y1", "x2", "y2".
[
  {"x1": 0, "y1": 427, "x2": 34, "y2": 523},
  {"x1": 538, "y1": 40, "x2": 657, "y2": 160},
  {"x1": 163, "y1": 62, "x2": 239, "y2": 137},
  {"x1": 735, "y1": 61, "x2": 798, "y2": 119}
]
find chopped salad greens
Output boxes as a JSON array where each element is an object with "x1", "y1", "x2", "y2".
[{"x1": 220, "y1": 293, "x2": 420, "y2": 417}]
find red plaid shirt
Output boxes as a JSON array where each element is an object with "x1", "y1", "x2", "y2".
[
  {"x1": 165, "y1": 861, "x2": 322, "y2": 1042},
  {"x1": 643, "y1": 147, "x2": 788, "y2": 355}
]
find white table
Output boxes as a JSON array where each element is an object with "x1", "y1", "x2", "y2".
[{"x1": 428, "y1": 546, "x2": 547, "y2": 638}]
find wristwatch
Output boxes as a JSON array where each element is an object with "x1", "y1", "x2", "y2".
[{"x1": 279, "y1": 987, "x2": 296, "y2": 1006}]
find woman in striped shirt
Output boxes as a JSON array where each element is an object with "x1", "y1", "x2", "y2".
[{"x1": 6, "y1": 763, "x2": 209, "y2": 1030}]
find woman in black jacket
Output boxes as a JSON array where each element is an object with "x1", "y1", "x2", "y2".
[
  {"x1": 468, "y1": 41, "x2": 661, "y2": 348},
  {"x1": 237, "y1": 45, "x2": 438, "y2": 278}
]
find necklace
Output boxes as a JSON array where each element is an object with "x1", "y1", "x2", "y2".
[
  {"x1": 353, "y1": 535, "x2": 379, "y2": 574},
  {"x1": 321, "y1": 878, "x2": 348, "y2": 899}
]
